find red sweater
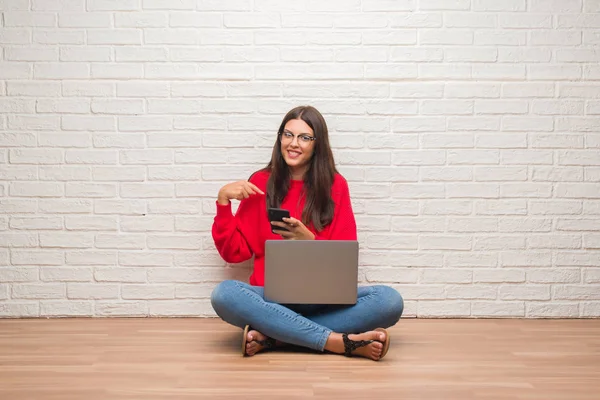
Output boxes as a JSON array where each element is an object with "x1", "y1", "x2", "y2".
[{"x1": 212, "y1": 170, "x2": 358, "y2": 286}]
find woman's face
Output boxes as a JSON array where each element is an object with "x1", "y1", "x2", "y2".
[{"x1": 280, "y1": 118, "x2": 316, "y2": 179}]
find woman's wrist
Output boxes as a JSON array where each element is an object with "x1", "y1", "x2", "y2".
[{"x1": 217, "y1": 193, "x2": 230, "y2": 206}]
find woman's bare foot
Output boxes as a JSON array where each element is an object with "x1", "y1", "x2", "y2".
[
  {"x1": 324, "y1": 330, "x2": 387, "y2": 361},
  {"x1": 245, "y1": 329, "x2": 283, "y2": 356}
]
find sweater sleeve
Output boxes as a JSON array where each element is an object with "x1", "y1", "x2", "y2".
[
  {"x1": 315, "y1": 175, "x2": 358, "y2": 241},
  {"x1": 212, "y1": 182, "x2": 263, "y2": 264}
]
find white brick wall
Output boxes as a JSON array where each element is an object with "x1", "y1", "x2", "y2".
[{"x1": 1, "y1": 0, "x2": 599, "y2": 319}]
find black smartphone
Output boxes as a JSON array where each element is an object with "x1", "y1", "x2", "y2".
[{"x1": 268, "y1": 207, "x2": 290, "y2": 234}]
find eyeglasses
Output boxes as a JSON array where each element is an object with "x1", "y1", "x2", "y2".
[{"x1": 279, "y1": 131, "x2": 316, "y2": 145}]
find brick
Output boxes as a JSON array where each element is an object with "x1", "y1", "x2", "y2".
[
  {"x1": 0, "y1": 303, "x2": 39, "y2": 317},
  {"x1": 559, "y1": 83, "x2": 600, "y2": 98},
  {"x1": 95, "y1": 267, "x2": 147, "y2": 282},
  {"x1": 122, "y1": 284, "x2": 174, "y2": 299},
  {"x1": 7, "y1": 81, "x2": 60, "y2": 96},
  {"x1": 0, "y1": 133, "x2": 37, "y2": 147},
  {"x1": 9, "y1": 115, "x2": 60, "y2": 131},
  {"x1": 500, "y1": 285, "x2": 550, "y2": 300},
  {"x1": 148, "y1": 299, "x2": 214, "y2": 316},
  {"x1": 95, "y1": 200, "x2": 146, "y2": 216},
  {"x1": 95, "y1": 234, "x2": 145, "y2": 249},
  {"x1": 94, "y1": 134, "x2": 145, "y2": 149},
  {"x1": 0, "y1": 62, "x2": 31, "y2": 79},
  {"x1": 170, "y1": 11, "x2": 221, "y2": 27},
  {"x1": 119, "y1": 116, "x2": 172, "y2": 132},
  {"x1": 38, "y1": 199, "x2": 91, "y2": 214},
  {"x1": 41, "y1": 301, "x2": 92, "y2": 317},
  {"x1": 0, "y1": 166, "x2": 37, "y2": 180},
  {"x1": 95, "y1": 301, "x2": 148, "y2": 316},
  {"x1": 5, "y1": 47, "x2": 58, "y2": 61},
  {"x1": 66, "y1": 251, "x2": 116, "y2": 266},
  {"x1": 472, "y1": 302, "x2": 525, "y2": 317},
  {"x1": 9, "y1": 182, "x2": 63, "y2": 197},
  {"x1": 531, "y1": 134, "x2": 584, "y2": 149},
  {"x1": 119, "y1": 251, "x2": 172, "y2": 267},
  {"x1": 118, "y1": 82, "x2": 169, "y2": 97},
  {"x1": 554, "y1": 285, "x2": 600, "y2": 300},
  {"x1": 532, "y1": 167, "x2": 583, "y2": 182},
  {"x1": 392, "y1": 183, "x2": 445, "y2": 198},
  {"x1": 92, "y1": 166, "x2": 145, "y2": 182},
  {"x1": 448, "y1": 217, "x2": 498, "y2": 232},
  {"x1": 473, "y1": 269, "x2": 525, "y2": 283},
  {"x1": 418, "y1": 301, "x2": 470, "y2": 317},
  {"x1": 446, "y1": 285, "x2": 498, "y2": 300},
  {"x1": 446, "y1": 253, "x2": 498, "y2": 267},
  {"x1": 447, "y1": 183, "x2": 499, "y2": 198},
  {"x1": 65, "y1": 183, "x2": 116, "y2": 198},
  {"x1": 40, "y1": 232, "x2": 94, "y2": 248},
  {"x1": 116, "y1": 12, "x2": 167, "y2": 27},
  {"x1": 175, "y1": 284, "x2": 214, "y2": 299},
  {"x1": 91, "y1": 63, "x2": 143, "y2": 79},
  {"x1": 474, "y1": 236, "x2": 526, "y2": 251},
  {"x1": 499, "y1": 218, "x2": 552, "y2": 232},
  {"x1": 33, "y1": 29, "x2": 85, "y2": 44},
  {"x1": 34, "y1": 62, "x2": 89, "y2": 79},
  {"x1": 420, "y1": 200, "x2": 471, "y2": 216},
  {"x1": 147, "y1": 200, "x2": 201, "y2": 214},
  {"x1": 423, "y1": 166, "x2": 474, "y2": 181},
  {"x1": 556, "y1": 252, "x2": 600, "y2": 267},
  {"x1": 354, "y1": 215, "x2": 391, "y2": 231},
  {"x1": 65, "y1": 150, "x2": 117, "y2": 164},
  {"x1": 557, "y1": 219, "x2": 600, "y2": 232},
  {"x1": 501, "y1": 183, "x2": 553, "y2": 198},
  {"x1": 475, "y1": 166, "x2": 527, "y2": 181},
  {"x1": 557, "y1": 183, "x2": 600, "y2": 198},
  {"x1": 39, "y1": 166, "x2": 91, "y2": 181},
  {"x1": 530, "y1": 200, "x2": 582, "y2": 215},
  {"x1": 41, "y1": 267, "x2": 92, "y2": 282},
  {"x1": 10, "y1": 216, "x2": 62, "y2": 230},
  {"x1": 0, "y1": 267, "x2": 37, "y2": 282},
  {"x1": 67, "y1": 283, "x2": 119, "y2": 299},
  {"x1": 13, "y1": 283, "x2": 65, "y2": 299},
  {"x1": 422, "y1": 134, "x2": 473, "y2": 150},
  {"x1": 116, "y1": 47, "x2": 167, "y2": 62},
  {"x1": 365, "y1": 234, "x2": 418, "y2": 250},
  {"x1": 63, "y1": 81, "x2": 115, "y2": 97},
  {"x1": 581, "y1": 302, "x2": 600, "y2": 317},
  {"x1": 501, "y1": 251, "x2": 552, "y2": 267},
  {"x1": 419, "y1": 236, "x2": 472, "y2": 250},
  {"x1": 121, "y1": 183, "x2": 174, "y2": 198},
  {"x1": 120, "y1": 216, "x2": 173, "y2": 232},
  {"x1": 527, "y1": 269, "x2": 581, "y2": 284}
]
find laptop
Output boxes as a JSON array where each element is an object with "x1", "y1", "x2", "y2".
[{"x1": 264, "y1": 240, "x2": 359, "y2": 305}]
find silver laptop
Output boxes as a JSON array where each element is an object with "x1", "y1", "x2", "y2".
[{"x1": 264, "y1": 240, "x2": 359, "y2": 305}]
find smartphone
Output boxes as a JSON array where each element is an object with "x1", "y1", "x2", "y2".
[{"x1": 268, "y1": 207, "x2": 290, "y2": 234}]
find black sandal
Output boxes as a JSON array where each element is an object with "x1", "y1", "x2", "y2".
[
  {"x1": 342, "y1": 328, "x2": 391, "y2": 360},
  {"x1": 242, "y1": 325, "x2": 276, "y2": 356}
]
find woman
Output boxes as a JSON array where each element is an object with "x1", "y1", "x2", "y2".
[{"x1": 210, "y1": 105, "x2": 404, "y2": 361}]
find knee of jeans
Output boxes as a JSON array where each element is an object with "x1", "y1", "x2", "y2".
[
  {"x1": 375, "y1": 285, "x2": 404, "y2": 325},
  {"x1": 210, "y1": 279, "x2": 238, "y2": 316}
]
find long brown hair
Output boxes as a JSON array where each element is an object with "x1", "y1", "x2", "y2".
[{"x1": 263, "y1": 106, "x2": 338, "y2": 231}]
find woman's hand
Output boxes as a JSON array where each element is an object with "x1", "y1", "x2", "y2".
[
  {"x1": 272, "y1": 217, "x2": 315, "y2": 240},
  {"x1": 217, "y1": 181, "x2": 264, "y2": 205}
]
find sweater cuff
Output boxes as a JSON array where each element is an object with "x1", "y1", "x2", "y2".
[{"x1": 215, "y1": 200, "x2": 234, "y2": 221}]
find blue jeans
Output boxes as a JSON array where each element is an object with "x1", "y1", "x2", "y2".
[{"x1": 211, "y1": 280, "x2": 404, "y2": 352}]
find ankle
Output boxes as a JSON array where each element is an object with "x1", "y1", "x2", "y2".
[{"x1": 324, "y1": 332, "x2": 344, "y2": 354}]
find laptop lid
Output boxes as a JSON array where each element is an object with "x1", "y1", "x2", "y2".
[{"x1": 264, "y1": 240, "x2": 359, "y2": 305}]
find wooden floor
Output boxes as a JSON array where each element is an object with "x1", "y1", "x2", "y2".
[{"x1": 0, "y1": 319, "x2": 599, "y2": 400}]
